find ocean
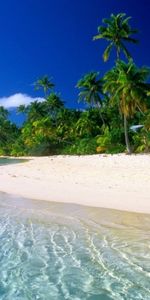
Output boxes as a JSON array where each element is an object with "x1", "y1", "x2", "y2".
[
  {"x1": 0, "y1": 158, "x2": 27, "y2": 165},
  {"x1": 0, "y1": 192, "x2": 149, "y2": 299}
]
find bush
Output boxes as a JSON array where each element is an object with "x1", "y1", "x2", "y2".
[
  {"x1": 0, "y1": 148, "x2": 5, "y2": 156},
  {"x1": 105, "y1": 144, "x2": 125, "y2": 154},
  {"x1": 133, "y1": 129, "x2": 150, "y2": 153},
  {"x1": 61, "y1": 137, "x2": 97, "y2": 155},
  {"x1": 96, "y1": 127, "x2": 125, "y2": 154}
]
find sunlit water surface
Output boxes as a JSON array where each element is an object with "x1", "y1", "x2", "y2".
[{"x1": 0, "y1": 192, "x2": 150, "y2": 300}]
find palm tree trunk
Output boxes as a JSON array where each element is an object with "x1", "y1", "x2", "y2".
[
  {"x1": 99, "y1": 110, "x2": 105, "y2": 126},
  {"x1": 97, "y1": 103, "x2": 105, "y2": 126},
  {"x1": 124, "y1": 115, "x2": 132, "y2": 154}
]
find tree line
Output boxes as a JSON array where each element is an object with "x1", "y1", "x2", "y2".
[{"x1": 1, "y1": 12, "x2": 150, "y2": 156}]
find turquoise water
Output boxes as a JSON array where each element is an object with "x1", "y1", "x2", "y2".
[
  {"x1": 0, "y1": 158, "x2": 27, "y2": 165},
  {"x1": 0, "y1": 193, "x2": 150, "y2": 299}
]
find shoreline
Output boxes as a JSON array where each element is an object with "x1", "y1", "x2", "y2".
[{"x1": 0, "y1": 154, "x2": 150, "y2": 214}]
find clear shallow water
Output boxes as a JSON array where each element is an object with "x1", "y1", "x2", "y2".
[
  {"x1": 0, "y1": 193, "x2": 150, "y2": 299},
  {"x1": 0, "y1": 158, "x2": 28, "y2": 165}
]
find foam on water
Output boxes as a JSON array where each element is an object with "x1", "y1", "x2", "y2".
[{"x1": 0, "y1": 193, "x2": 150, "y2": 299}]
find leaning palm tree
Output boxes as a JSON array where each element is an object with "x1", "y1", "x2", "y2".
[
  {"x1": 76, "y1": 72, "x2": 105, "y2": 125},
  {"x1": 93, "y1": 13, "x2": 138, "y2": 62},
  {"x1": 34, "y1": 76, "x2": 55, "y2": 97},
  {"x1": 103, "y1": 59, "x2": 150, "y2": 153}
]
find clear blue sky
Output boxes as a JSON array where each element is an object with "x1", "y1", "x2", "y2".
[{"x1": 0, "y1": 0, "x2": 150, "y2": 110}]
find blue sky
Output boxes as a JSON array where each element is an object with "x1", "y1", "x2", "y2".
[{"x1": 0, "y1": 0, "x2": 150, "y2": 113}]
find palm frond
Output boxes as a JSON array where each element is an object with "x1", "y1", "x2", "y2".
[
  {"x1": 93, "y1": 12, "x2": 138, "y2": 61},
  {"x1": 122, "y1": 37, "x2": 138, "y2": 43},
  {"x1": 103, "y1": 43, "x2": 113, "y2": 62}
]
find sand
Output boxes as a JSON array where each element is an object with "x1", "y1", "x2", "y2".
[{"x1": 0, "y1": 154, "x2": 150, "y2": 213}]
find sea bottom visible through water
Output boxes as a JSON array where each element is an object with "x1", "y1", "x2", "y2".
[{"x1": 0, "y1": 193, "x2": 149, "y2": 300}]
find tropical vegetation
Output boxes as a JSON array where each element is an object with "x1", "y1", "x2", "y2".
[{"x1": 1, "y1": 12, "x2": 150, "y2": 156}]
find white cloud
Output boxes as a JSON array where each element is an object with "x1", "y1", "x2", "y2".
[{"x1": 0, "y1": 93, "x2": 45, "y2": 108}]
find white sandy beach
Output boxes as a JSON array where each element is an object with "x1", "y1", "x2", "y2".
[{"x1": 0, "y1": 154, "x2": 150, "y2": 213}]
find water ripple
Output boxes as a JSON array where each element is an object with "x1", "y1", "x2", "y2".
[{"x1": 0, "y1": 194, "x2": 150, "y2": 299}]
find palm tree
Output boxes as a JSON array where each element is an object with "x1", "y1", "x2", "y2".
[
  {"x1": 76, "y1": 72, "x2": 105, "y2": 125},
  {"x1": 27, "y1": 101, "x2": 47, "y2": 122},
  {"x1": 103, "y1": 59, "x2": 150, "y2": 153},
  {"x1": 93, "y1": 13, "x2": 138, "y2": 62},
  {"x1": 17, "y1": 104, "x2": 27, "y2": 114},
  {"x1": 46, "y1": 93, "x2": 64, "y2": 113},
  {"x1": 75, "y1": 111, "x2": 100, "y2": 137},
  {"x1": 0, "y1": 106, "x2": 9, "y2": 120},
  {"x1": 56, "y1": 108, "x2": 81, "y2": 141},
  {"x1": 34, "y1": 76, "x2": 55, "y2": 97}
]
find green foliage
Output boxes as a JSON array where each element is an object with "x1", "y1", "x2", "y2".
[
  {"x1": 96, "y1": 127, "x2": 125, "y2": 153},
  {"x1": 74, "y1": 110, "x2": 102, "y2": 138},
  {"x1": 77, "y1": 72, "x2": 103, "y2": 106},
  {"x1": 97, "y1": 128, "x2": 111, "y2": 147},
  {"x1": 103, "y1": 59, "x2": 150, "y2": 153},
  {"x1": 103, "y1": 60, "x2": 150, "y2": 118},
  {"x1": 1, "y1": 13, "x2": 150, "y2": 156},
  {"x1": 106, "y1": 144, "x2": 125, "y2": 154},
  {"x1": 61, "y1": 137, "x2": 97, "y2": 155},
  {"x1": 0, "y1": 148, "x2": 5, "y2": 156},
  {"x1": 34, "y1": 75, "x2": 54, "y2": 97},
  {"x1": 76, "y1": 72, "x2": 105, "y2": 125},
  {"x1": 0, "y1": 107, "x2": 20, "y2": 155},
  {"x1": 10, "y1": 136, "x2": 27, "y2": 157},
  {"x1": 93, "y1": 12, "x2": 138, "y2": 61},
  {"x1": 133, "y1": 129, "x2": 150, "y2": 153}
]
